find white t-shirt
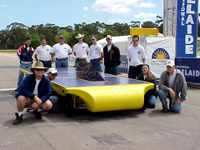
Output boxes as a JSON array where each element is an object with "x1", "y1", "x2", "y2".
[
  {"x1": 127, "y1": 45, "x2": 146, "y2": 66},
  {"x1": 33, "y1": 79, "x2": 41, "y2": 96},
  {"x1": 169, "y1": 69, "x2": 177, "y2": 88},
  {"x1": 89, "y1": 43, "x2": 103, "y2": 60},
  {"x1": 143, "y1": 75, "x2": 147, "y2": 80},
  {"x1": 35, "y1": 45, "x2": 51, "y2": 61},
  {"x1": 107, "y1": 45, "x2": 112, "y2": 52},
  {"x1": 50, "y1": 43, "x2": 72, "y2": 59},
  {"x1": 74, "y1": 43, "x2": 89, "y2": 59}
]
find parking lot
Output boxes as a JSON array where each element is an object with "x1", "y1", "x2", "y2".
[{"x1": 0, "y1": 53, "x2": 200, "y2": 150}]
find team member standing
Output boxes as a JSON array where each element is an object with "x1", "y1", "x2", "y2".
[
  {"x1": 50, "y1": 35, "x2": 72, "y2": 68},
  {"x1": 127, "y1": 35, "x2": 146, "y2": 79},
  {"x1": 89, "y1": 35, "x2": 103, "y2": 72},
  {"x1": 15, "y1": 38, "x2": 34, "y2": 91},
  {"x1": 158, "y1": 60, "x2": 187, "y2": 113},
  {"x1": 103, "y1": 35, "x2": 121, "y2": 75},
  {"x1": 73, "y1": 34, "x2": 89, "y2": 67},
  {"x1": 35, "y1": 37, "x2": 52, "y2": 67}
]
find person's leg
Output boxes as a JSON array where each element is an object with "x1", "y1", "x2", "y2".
[
  {"x1": 55, "y1": 59, "x2": 62, "y2": 68},
  {"x1": 94, "y1": 59, "x2": 101, "y2": 72},
  {"x1": 41, "y1": 60, "x2": 51, "y2": 67},
  {"x1": 128, "y1": 66, "x2": 137, "y2": 79},
  {"x1": 13, "y1": 95, "x2": 29, "y2": 125},
  {"x1": 158, "y1": 90, "x2": 169, "y2": 111},
  {"x1": 40, "y1": 100, "x2": 53, "y2": 111},
  {"x1": 49, "y1": 96, "x2": 58, "y2": 105},
  {"x1": 105, "y1": 66, "x2": 109, "y2": 74},
  {"x1": 147, "y1": 95, "x2": 157, "y2": 109},
  {"x1": 171, "y1": 103, "x2": 182, "y2": 113},
  {"x1": 62, "y1": 59, "x2": 68, "y2": 68},
  {"x1": 17, "y1": 63, "x2": 26, "y2": 88},
  {"x1": 136, "y1": 65, "x2": 142, "y2": 79},
  {"x1": 112, "y1": 66, "x2": 117, "y2": 75}
]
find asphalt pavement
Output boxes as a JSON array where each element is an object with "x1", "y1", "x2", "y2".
[{"x1": 0, "y1": 53, "x2": 200, "y2": 150}]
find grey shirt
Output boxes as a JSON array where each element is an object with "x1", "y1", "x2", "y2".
[{"x1": 159, "y1": 69, "x2": 187, "y2": 102}]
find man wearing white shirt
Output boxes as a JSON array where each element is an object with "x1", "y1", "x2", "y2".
[
  {"x1": 50, "y1": 35, "x2": 72, "y2": 68},
  {"x1": 127, "y1": 35, "x2": 146, "y2": 79},
  {"x1": 35, "y1": 37, "x2": 52, "y2": 67},
  {"x1": 73, "y1": 34, "x2": 89, "y2": 67},
  {"x1": 89, "y1": 35, "x2": 103, "y2": 72}
]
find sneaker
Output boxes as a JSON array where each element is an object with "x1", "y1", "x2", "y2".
[
  {"x1": 15, "y1": 88, "x2": 19, "y2": 91},
  {"x1": 13, "y1": 113, "x2": 23, "y2": 125},
  {"x1": 33, "y1": 109, "x2": 42, "y2": 119},
  {"x1": 162, "y1": 109, "x2": 168, "y2": 113}
]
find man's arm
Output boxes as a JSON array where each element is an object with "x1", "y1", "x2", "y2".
[
  {"x1": 142, "y1": 58, "x2": 145, "y2": 63},
  {"x1": 35, "y1": 54, "x2": 39, "y2": 62}
]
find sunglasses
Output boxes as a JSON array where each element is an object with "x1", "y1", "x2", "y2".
[
  {"x1": 51, "y1": 73, "x2": 58, "y2": 77},
  {"x1": 133, "y1": 40, "x2": 138, "y2": 41},
  {"x1": 35, "y1": 69, "x2": 45, "y2": 71}
]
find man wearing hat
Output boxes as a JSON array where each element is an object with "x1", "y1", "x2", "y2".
[
  {"x1": 74, "y1": 33, "x2": 89, "y2": 67},
  {"x1": 47, "y1": 68, "x2": 59, "y2": 106},
  {"x1": 13, "y1": 61, "x2": 52, "y2": 125},
  {"x1": 89, "y1": 35, "x2": 103, "y2": 72},
  {"x1": 50, "y1": 35, "x2": 72, "y2": 68},
  {"x1": 158, "y1": 60, "x2": 187, "y2": 113},
  {"x1": 103, "y1": 35, "x2": 121, "y2": 75}
]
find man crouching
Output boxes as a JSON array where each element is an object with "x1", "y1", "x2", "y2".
[{"x1": 13, "y1": 61, "x2": 52, "y2": 125}]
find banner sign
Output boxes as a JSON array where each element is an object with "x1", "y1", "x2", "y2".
[
  {"x1": 176, "y1": 0, "x2": 198, "y2": 57},
  {"x1": 145, "y1": 36, "x2": 175, "y2": 78},
  {"x1": 175, "y1": 57, "x2": 200, "y2": 83},
  {"x1": 117, "y1": 55, "x2": 128, "y2": 73}
]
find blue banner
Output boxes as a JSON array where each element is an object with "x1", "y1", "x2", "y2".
[
  {"x1": 117, "y1": 55, "x2": 128, "y2": 73},
  {"x1": 176, "y1": 0, "x2": 198, "y2": 57},
  {"x1": 175, "y1": 57, "x2": 200, "y2": 83}
]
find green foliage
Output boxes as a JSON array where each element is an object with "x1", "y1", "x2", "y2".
[
  {"x1": 0, "y1": 20, "x2": 166, "y2": 49},
  {"x1": 27, "y1": 33, "x2": 41, "y2": 49}
]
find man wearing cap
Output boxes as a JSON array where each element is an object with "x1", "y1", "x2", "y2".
[
  {"x1": 89, "y1": 35, "x2": 103, "y2": 72},
  {"x1": 73, "y1": 33, "x2": 89, "y2": 67},
  {"x1": 127, "y1": 35, "x2": 146, "y2": 79},
  {"x1": 47, "y1": 68, "x2": 59, "y2": 106},
  {"x1": 15, "y1": 38, "x2": 34, "y2": 91},
  {"x1": 50, "y1": 35, "x2": 72, "y2": 68},
  {"x1": 35, "y1": 37, "x2": 52, "y2": 67},
  {"x1": 103, "y1": 35, "x2": 121, "y2": 75},
  {"x1": 158, "y1": 60, "x2": 187, "y2": 113},
  {"x1": 13, "y1": 61, "x2": 52, "y2": 125}
]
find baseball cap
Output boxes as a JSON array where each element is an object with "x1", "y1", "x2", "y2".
[
  {"x1": 91, "y1": 35, "x2": 96, "y2": 40},
  {"x1": 48, "y1": 68, "x2": 58, "y2": 74},
  {"x1": 59, "y1": 35, "x2": 64, "y2": 39},
  {"x1": 166, "y1": 60, "x2": 175, "y2": 67},
  {"x1": 106, "y1": 35, "x2": 112, "y2": 39}
]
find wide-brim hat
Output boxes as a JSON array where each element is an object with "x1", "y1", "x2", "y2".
[
  {"x1": 30, "y1": 61, "x2": 48, "y2": 72},
  {"x1": 75, "y1": 33, "x2": 84, "y2": 39}
]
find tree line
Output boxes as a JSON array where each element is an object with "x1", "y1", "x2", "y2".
[{"x1": 0, "y1": 16, "x2": 167, "y2": 50}]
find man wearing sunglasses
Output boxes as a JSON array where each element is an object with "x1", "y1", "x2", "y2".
[
  {"x1": 47, "y1": 68, "x2": 59, "y2": 107},
  {"x1": 13, "y1": 61, "x2": 52, "y2": 125},
  {"x1": 127, "y1": 35, "x2": 146, "y2": 79}
]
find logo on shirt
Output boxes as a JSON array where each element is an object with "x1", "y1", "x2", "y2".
[
  {"x1": 138, "y1": 51, "x2": 141, "y2": 54},
  {"x1": 95, "y1": 48, "x2": 97, "y2": 50},
  {"x1": 152, "y1": 48, "x2": 170, "y2": 59},
  {"x1": 47, "y1": 49, "x2": 49, "y2": 51},
  {"x1": 65, "y1": 47, "x2": 67, "y2": 49},
  {"x1": 82, "y1": 46, "x2": 85, "y2": 49}
]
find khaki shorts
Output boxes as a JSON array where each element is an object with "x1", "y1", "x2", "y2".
[{"x1": 27, "y1": 98, "x2": 36, "y2": 108}]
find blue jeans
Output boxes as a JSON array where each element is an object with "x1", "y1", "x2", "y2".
[
  {"x1": 49, "y1": 95, "x2": 58, "y2": 105},
  {"x1": 56, "y1": 59, "x2": 68, "y2": 68},
  {"x1": 158, "y1": 90, "x2": 182, "y2": 113},
  {"x1": 17, "y1": 63, "x2": 32, "y2": 88},
  {"x1": 146, "y1": 95, "x2": 157, "y2": 108},
  {"x1": 90, "y1": 58, "x2": 102, "y2": 72},
  {"x1": 40, "y1": 60, "x2": 51, "y2": 67}
]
